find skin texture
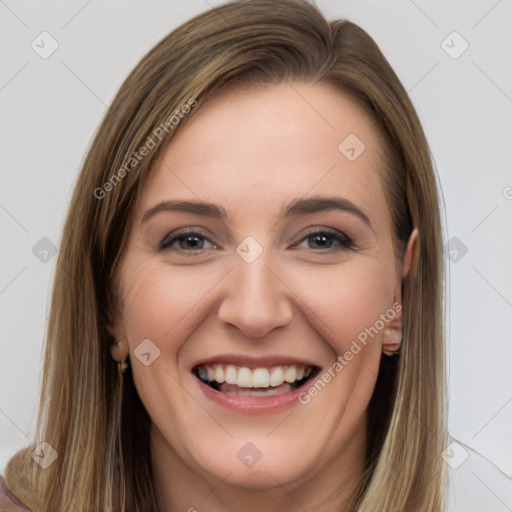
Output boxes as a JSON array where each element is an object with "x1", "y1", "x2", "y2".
[{"x1": 111, "y1": 82, "x2": 417, "y2": 512}]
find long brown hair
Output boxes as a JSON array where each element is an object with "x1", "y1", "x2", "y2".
[{"x1": 3, "y1": 1, "x2": 446, "y2": 510}]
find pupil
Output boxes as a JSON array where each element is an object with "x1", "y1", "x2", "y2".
[
  {"x1": 180, "y1": 236, "x2": 202, "y2": 249},
  {"x1": 310, "y1": 234, "x2": 331, "y2": 249}
]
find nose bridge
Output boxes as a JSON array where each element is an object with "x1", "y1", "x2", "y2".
[{"x1": 217, "y1": 247, "x2": 293, "y2": 338}]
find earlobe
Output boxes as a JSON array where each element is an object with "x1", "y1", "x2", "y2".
[
  {"x1": 107, "y1": 319, "x2": 130, "y2": 363},
  {"x1": 110, "y1": 339, "x2": 129, "y2": 362},
  {"x1": 382, "y1": 315, "x2": 402, "y2": 356},
  {"x1": 110, "y1": 339, "x2": 130, "y2": 374}
]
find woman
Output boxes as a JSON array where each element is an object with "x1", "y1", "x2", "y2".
[{"x1": 1, "y1": 0, "x2": 446, "y2": 510}]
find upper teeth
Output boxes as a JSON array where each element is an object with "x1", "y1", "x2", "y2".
[{"x1": 197, "y1": 364, "x2": 312, "y2": 388}]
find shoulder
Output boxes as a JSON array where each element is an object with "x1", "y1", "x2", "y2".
[{"x1": 0, "y1": 475, "x2": 31, "y2": 511}]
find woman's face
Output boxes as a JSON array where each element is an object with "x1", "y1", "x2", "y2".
[{"x1": 113, "y1": 82, "x2": 409, "y2": 490}]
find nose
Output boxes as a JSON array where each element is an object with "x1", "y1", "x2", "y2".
[{"x1": 217, "y1": 252, "x2": 294, "y2": 339}]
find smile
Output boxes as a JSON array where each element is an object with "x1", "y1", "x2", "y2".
[{"x1": 193, "y1": 363, "x2": 319, "y2": 397}]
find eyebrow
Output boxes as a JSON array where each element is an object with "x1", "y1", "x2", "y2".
[
  {"x1": 142, "y1": 196, "x2": 372, "y2": 229},
  {"x1": 281, "y1": 196, "x2": 371, "y2": 227},
  {"x1": 142, "y1": 200, "x2": 226, "y2": 223}
]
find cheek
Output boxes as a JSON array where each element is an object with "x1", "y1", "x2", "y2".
[
  {"x1": 277, "y1": 259, "x2": 397, "y2": 451},
  {"x1": 291, "y1": 258, "x2": 396, "y2": 354},
  {"x1": 116, "y1": 260, "x2": 224, "y2": 423},
  {"x1": 119, "y1": 261, "x2": 221, "y2": 343}
]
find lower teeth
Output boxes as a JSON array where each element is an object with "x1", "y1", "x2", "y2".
[{"x1": 222, "y1": 383, "x2": 293, "y2": 396}]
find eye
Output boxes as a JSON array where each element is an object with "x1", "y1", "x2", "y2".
[
  {"x1": 160, "y1": 229, "x2": 218, "y2": 254},
  {"x1": 293, "y1": 228, "x2": 355, "y2": 251}
]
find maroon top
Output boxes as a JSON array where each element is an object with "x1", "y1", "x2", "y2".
[{"x1": 0, "y1": 476, "x2": 31, "y2": 511}]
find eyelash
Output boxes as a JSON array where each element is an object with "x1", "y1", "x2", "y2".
[
  {"x1": 159, "y1": 228, "x2": 355, "y2": 255},
  {"x1": 292, "y1": 227, "x2": 355, "y2": 251},
  {"x1": 159, "y1": 229, "x2": 217, "y2": 253}
]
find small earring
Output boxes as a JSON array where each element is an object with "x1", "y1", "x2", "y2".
[
  {"x1": 382, "y1": 327, "x2": 402, "y2": 356},
  {"x1": 118, "y1": 359, "x2": 130, "y2": 374}
]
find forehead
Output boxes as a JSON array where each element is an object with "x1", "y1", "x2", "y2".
[{"x1": 138, "y1": 82, "x2": 389, "y2": 228}]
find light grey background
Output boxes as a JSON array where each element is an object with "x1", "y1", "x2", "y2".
[{"x1": 1, "y1": 1, "x2": 511, "y2": 510}]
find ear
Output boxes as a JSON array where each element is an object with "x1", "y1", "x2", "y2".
[
  {"x1": 106, "y1": 293, "x2": 130, "y2": 363},
  {"x1": 383, "y1": 228, "x2": 418, "y2": 356},
  {"x1": 400, "y1": 227, "x2": 418, "y2": 280}
]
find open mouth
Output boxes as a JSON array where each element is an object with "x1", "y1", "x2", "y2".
[{"x1": 193, "y1": 363, "x2": 320, "y2": 397}]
